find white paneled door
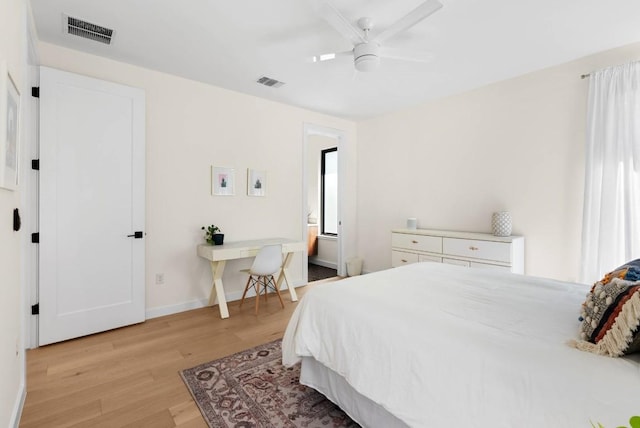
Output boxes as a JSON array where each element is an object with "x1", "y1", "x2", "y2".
[{"x1": 38, "y1": 67, "x2": 145, "y2": 346}]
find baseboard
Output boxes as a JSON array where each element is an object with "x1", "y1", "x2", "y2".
[
  {"x1": 10, "y1": 381, "x2": 26, "y2": 428},
  {"x1": 308, "y1": 259, "x2": 338, "y2": 270},
  {"x1": 146, "y1": 298, "x2": 209, "y2": 319},
  {"x1": 145, "y1": 279, "x2": 308, "y2": 320}
]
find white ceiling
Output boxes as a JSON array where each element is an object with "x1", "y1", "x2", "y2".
[{"x1": 30, "y1": 0, "x2": 640, "y2": 120}]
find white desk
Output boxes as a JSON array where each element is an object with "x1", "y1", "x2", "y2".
[{"x1": 197, "y1": 238, "x2": 305, "y2": 319}]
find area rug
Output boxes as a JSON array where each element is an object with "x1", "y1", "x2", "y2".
[
  {"x1": 308, "y1": 264, "x2": 338, "y2": 282},
  {"x1": 180, "y1": 339, "x2": 358, "y2": 428}
]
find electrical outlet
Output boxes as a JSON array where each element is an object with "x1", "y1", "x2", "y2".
[{"x1": 155, "y1": 273, "x2": 165, "y2": 285}]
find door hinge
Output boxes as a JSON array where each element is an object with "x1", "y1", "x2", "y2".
[
  {"x1": 31, "y1": 303, "x2": 39, "y2": 315},
  {"x1": 31, "y1": 232, "x2": 39, "y2": 243},
  {"x1": 31, "y1": 87, "x2": 40, "y2": 98},
  {"x1": 31, "y1": 159, "x2": 39, "y2": 170}
]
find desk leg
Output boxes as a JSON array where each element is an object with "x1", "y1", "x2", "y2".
[
  {"x1": 276, "y1": 252, "x2": 298, "y2": 302},
  {"x1": 208, "y1": 260, "x2": 229, "y2": 319}
]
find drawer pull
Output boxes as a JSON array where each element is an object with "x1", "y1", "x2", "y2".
[
  {"x1": 411, "y1": 240, "x2": 419, "y2": 244},
  {"x1": 469, "y1": 246, "x2": 479, "y2": 251},
  {"x1": 401, "y1": 259, "x2": 408, "y2": 263}
]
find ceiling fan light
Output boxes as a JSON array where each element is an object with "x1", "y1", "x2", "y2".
[
  {"x1": 354, "y1": 42, "x2": 380, "y2": 72},
  {"x1": 355, "y1": 55, "x2": 380, "y2": 72}
]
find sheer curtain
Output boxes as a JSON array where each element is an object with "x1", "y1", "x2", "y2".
[{"x1": 580, "y1": 61, "x2": 640, "y2": 284}]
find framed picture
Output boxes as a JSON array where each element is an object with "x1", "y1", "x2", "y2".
[
  {"x1": 0, "y1": 61, "x2": 20, "y2": 191},
  {"x1": 247, "y1": 168, "x2": 266, "y2": 197},
  {"x1": 211, "y1": 166, "x2": 235, "y2": 196}
]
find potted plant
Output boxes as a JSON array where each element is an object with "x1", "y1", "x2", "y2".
[{"x1": 202, "y1": 224, "x2": 224, "y2": 245}]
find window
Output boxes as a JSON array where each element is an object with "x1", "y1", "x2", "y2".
[
  {"x1": 580, "y1": 61, "x2": 640, "y2": 282},
  {"x1": 321, "y1": 148, "x2": 338, "y2": 236}
]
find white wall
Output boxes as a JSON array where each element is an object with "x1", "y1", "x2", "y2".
[
  {"x1": 356, "y1": 42, "x2": 640, "y2": 283},
  {"x1": 0, "y1": 0, "x2": 29, "y2": 426},
  {"x1": 314, "y1": 236, "x2": 338, "y2": 268},
  {"x1": 37, "y1": 42, "x2": 357, "y2": 316}
]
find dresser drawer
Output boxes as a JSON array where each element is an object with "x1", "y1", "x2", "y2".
[
  {"x1": 442, "y1": 258, "x2": 470, "y2": 267},
  {"x1": 419, "y1": 254, "x2": 442, "y2": 263},
  {"x1": 392, "y1": 250, "x2": 419, "y2": 267},
  {"x1": 470, "y1": 261, "x2": 510, "y2": 271},
  {"x1": 443, "y1": 238, "x2": 511, "y2": 263},
  {"x1": 392, "y1": 233, "x2": 442, "y2": 253}
]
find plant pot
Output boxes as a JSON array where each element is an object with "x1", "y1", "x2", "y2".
[{"x1": 213, "y1": 233, "x2": 224, "y2": 245}]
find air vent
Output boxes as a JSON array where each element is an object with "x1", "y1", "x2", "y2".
[
  {"x1": 256, "y1": 76, "x2": 285, "y2": 88},
  {"x1": 65, "y1": 15, "x2": 113, "y2": 45}
]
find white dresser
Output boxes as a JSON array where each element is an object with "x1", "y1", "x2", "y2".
[{"x1": 391, "y1": 229, "x2": 525, "y2": 273}]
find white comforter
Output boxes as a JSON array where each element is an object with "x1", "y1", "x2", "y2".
[{"x1": 282, "y1": 262, "x2": 640, "y2": 428}]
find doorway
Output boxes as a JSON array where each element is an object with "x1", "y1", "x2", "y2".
[{"x1": 303, "y1": 124, "x2": 345, "y2": 281}]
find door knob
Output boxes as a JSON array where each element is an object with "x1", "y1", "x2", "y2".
[{"x1": 127, "y1": 231, "x2": 144, "y2": 238}]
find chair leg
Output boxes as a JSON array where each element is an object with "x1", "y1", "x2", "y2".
[
  {"x1": 240, "y1": 275, "x2": 252, "y2": 308},
  {"x1": 255, "y1": 276, "x2": 262, "y2": 315},
  {"x1": 246, "y1": 275, "x2": 284, "y2": 315},
  {"x1": 262, "y1": 275, "x2": 268, "y2": 302},
  {"x1": 265, "y1": 275, "x2": 284, "y2": 309},
  {"x1": 269, "y1": 275, "x2": 285, "y2": 309}
]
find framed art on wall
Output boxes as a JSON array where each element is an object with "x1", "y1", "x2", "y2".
[
  {"x1": 247, "y1": 168, "x2": 266, "y2": 197},
  {"x1": 211, "y1": 166, "x2": 235, "y2": 196},
  {"x1": 0, "y1": 61, "x2": 20, "y2": 191}
]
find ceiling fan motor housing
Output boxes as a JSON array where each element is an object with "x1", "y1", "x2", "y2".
[{"x1": 354, "y1": 42, "x2": 380, "y2": 72}]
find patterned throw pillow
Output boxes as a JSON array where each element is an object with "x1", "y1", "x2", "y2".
[
  {"x1": 598, "y1": 259, "x2": 640, "y2": 287},
  {"x1": 570, "y1": 261, "x2": 640, "y2": 357}
]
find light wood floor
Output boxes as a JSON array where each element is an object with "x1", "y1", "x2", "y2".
[{"x1": 21, "y1": 280, "x2": 335, "y2": 428}]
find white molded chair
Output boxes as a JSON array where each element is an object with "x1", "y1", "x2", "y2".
[{"x1": 240, "y1": 244, "x2": 285, "y2": 314}]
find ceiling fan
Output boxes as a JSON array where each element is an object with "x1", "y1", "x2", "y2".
[{"x1": 311, "y1": 0, "x2": 443, "y2": 72}]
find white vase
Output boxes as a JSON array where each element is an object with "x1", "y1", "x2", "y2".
[{"x1": 492, "y1": 212, "x2": 512, "y2": 237}]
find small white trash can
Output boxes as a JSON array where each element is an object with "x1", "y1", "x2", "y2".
[{"x1": 346, "y1": 257, "x2": 363, "y2": 276}]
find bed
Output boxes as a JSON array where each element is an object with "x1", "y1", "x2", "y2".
[{"x1": 282, "y1": 262, "x2": 640, "y2": 428}]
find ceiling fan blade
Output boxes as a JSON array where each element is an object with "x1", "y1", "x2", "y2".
[
  {"x1": 311, "y1": 50, "x2": 352, "y2": 63},
  {"x1": 380, "y1": 47, "x2": 434, "y2": 64},
  {"x1": 311, "y1": 0, "x2": 366, "y2": 45},
  {"x1": 375, "y1": 0, "x2": 443, "y2": 44}
]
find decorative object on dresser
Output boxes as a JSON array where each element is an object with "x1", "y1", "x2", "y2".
[
  {"x1": 491, "y1": 211, "x2": 512, "y2": 236},
  {"x1": 391, "y1": 228, "x2": 524, "y2": 273}
]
